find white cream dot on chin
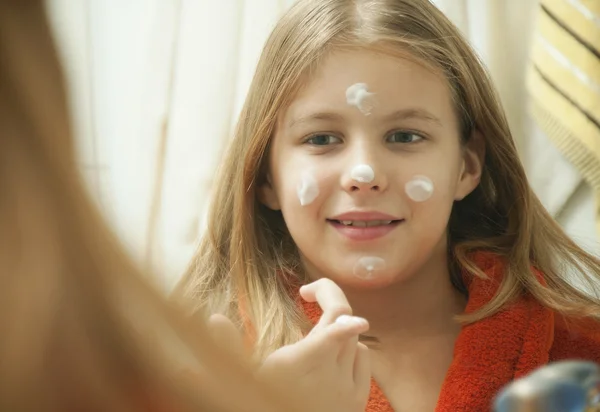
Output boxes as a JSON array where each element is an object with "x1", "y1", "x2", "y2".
[
  {"x1": 350, "y1": 164, "x2": 375, "y2": 183},
  {"x1": 353, "y1": 256, "x2": 386, "y2": 279},
  {"x1": 296, "y1": 172, "x2": 319, "y2": 206},
  {"x1": 346, "y1": 83, "x2": 376, "y2": 115},
  {"x1": 405, "y1": 175, "x2": 434, "y2": 202}
]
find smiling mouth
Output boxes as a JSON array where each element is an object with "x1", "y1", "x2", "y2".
[{"x1": 327, "y1": 219, "x2": 404, "y2": 227}]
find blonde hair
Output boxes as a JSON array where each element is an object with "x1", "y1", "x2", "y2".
[
  {"x1": 177, "y1": 0, "x2": 600, "y2": 360},
  {"x1": 0, "y1": 1, "x2": 295, "y2": 411}
]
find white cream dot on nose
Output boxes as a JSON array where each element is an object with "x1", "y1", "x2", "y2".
[{"x1": 350, "y1": 164, "x2": 375, "y2": 183}]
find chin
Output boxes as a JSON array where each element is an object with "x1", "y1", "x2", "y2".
[{"x1": 329, "y1": 271, "x2": 401, "y2": 290}]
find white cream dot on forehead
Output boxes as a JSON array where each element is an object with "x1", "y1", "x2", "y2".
[
  {"x1": 405, "y1": 175, "x2": 434, "y2": 202},
  {"x1": 350, "y1": 164, "x2": 375, "y2": 183},
  {"x1": 353, "y1": 256, "x2": 386, "y2": 279},
  {"x1": 296, "y1": 171, "x2": 319, "y2": 206},
  {"x1": 346, "y1": 83, "x2": 376, "y2": 115}
]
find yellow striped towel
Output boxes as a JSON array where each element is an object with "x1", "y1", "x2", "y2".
[{"x1": 527, "y1": 0, "x2": 600, "y2": 235}]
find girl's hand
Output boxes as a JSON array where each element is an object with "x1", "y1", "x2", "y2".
[{"x1": 258, "y1": 278, "x2": 371, "y2": 412}]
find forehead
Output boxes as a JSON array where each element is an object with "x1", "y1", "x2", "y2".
[{"x1": 281, "y1": 49, "x2": 456, "y2": 126}]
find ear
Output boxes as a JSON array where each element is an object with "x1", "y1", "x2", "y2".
[
  {"x1": 257, "y1": 173, "x2": 281, "y2": 210},
  {"x1": 455, "y1": 129, "x2": 485, "y2": 201}
]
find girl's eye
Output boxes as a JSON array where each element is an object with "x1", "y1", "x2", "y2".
[
  {"x1": 387, "y1": 131, "x2": 424, "y2": 144},
  {"x1": 305, "y1": 134, "x2": 342, "y2": 146}
]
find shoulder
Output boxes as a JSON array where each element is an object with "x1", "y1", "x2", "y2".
[
  {"x1": 550, "y1": 314, "x2": 600, "y2": 363},
  {"x1": 467, "y1": 252, "x2": 600, "y2": 363}
]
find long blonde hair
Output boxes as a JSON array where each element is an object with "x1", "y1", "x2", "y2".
[
  {"x1": 176, "y1": 0, "x2": 600, "y2": 360},
  {"x1": 0, "y1": 1, "x2": 295, "y2": 411}
]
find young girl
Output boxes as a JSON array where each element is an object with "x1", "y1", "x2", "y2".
[
  {"x1": 0, "y1": 1, "x2": 371, "y2": 411},
  {"x1": 176, "y1": 0, "x2": 600, "y2": 410}
]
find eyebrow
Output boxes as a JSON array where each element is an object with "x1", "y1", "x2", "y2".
[
  {"x1": 287, "y1": 107, "x2": 443, "y2": 129},
  {"x1": 382, "y1": 108, "x2": 443, "y2": 126},
  {"x1": 287, "y1": 112, "x2": 345, "y2": 129}
]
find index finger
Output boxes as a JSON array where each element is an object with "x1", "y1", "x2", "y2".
[{"x1": 300, "y1": 278, "x2": 352, "y2": 328}]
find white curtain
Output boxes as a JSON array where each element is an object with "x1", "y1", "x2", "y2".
[
  {"x1": 45, "y1": 0, "x2": 597, "y2": 289},
  {"x1": 46, "y1": 0, "x2": 296, "y2": 289}
]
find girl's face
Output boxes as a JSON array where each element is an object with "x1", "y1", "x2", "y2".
[{"x1": 259, "y1": 49, "x2": 482, "y2": 288}]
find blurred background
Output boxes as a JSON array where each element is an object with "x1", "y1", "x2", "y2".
[{"x1": 44, "y1": 0, "x2": 600, "y2": 290}]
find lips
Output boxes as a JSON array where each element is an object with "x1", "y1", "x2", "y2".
[
  {"x1": 329, "y1": 211, "x2": 400, "y2": 222},
  {"x1": 337, "y1": 220, "x2": 393, "y2": 227},
  {"x1": 327, "y1": 211, "x2": 403, "y2": 241}
]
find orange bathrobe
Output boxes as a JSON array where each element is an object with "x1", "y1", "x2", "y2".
[{"x1": 300, "y1": 253, "x2": 600, "y2": 411}]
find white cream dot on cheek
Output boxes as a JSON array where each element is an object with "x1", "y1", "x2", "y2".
[
  {"x1": 353, "y1": 256, "x2": 386, "y2": 279},
  {"x1": 346, "y1": 83, "x2": 376, "y2": 115},
  {"x1": 350, "y1": 164, "x2": 375, "y2": 183},
  {"x1": 405, "y1": 175, "x2": 434, "y2": 202},
  {"x1": 296, "y1": 172, "x2": 319, "y2": 206}
]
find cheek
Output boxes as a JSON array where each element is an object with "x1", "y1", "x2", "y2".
[
  {"x1": 399, "y1": 159, "x2": 462, "y2": 235},
  {"x1": 275, "y1": 164, "x2": 333, "y2": 211},
  {"x1": 296, "y1": 171, "x2": 320, "y2": 206},
  {"x1": 400, "y1": 173, "x2": 455, "y2": 247},
  {"x1": 275, "y1": 168, "x2": 333, "y2": 248},
  {"x1": 403, "y1": 151, "x2": 463, "y2": 202},
  {"x1": 404, "y1": 175, "x2": 434, "y2": 202}
]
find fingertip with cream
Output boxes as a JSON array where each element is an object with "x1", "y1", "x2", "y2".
[{"x1": 335, "y1": 314, "x2": 369, "y2": 327}]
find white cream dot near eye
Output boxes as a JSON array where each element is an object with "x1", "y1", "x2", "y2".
[
  {"x1": 296, "y1": 172, "x2": 319, "y2": 206},
  {"x1": 405, "y1": 175, "x2": 434, "y2": 202}
]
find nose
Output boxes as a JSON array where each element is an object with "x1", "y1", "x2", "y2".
[{"x1": 342, "y1": 162, "x2": 388, "y2": 193}]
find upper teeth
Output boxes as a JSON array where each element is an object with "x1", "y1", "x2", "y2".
[{"x1": 340, "y1": 220, "x2": 393, "y2": 227}]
